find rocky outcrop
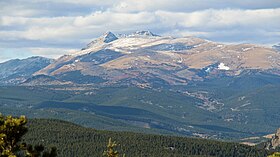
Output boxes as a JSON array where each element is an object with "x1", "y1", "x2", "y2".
[{"x1": 266, "y1": 128, "x2": 280, "y2": 150}]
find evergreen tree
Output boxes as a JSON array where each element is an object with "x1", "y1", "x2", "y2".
[
  {"x1": 268, "y1": 152, "x2": 280, "y2": 157},
  {"x1": 0, "y1": 114, "x2": 27, "y2": 157},
  {"x1": 103, "y1": 138, "x2": 125, "y2": 157},
  {"x1": 0, "y1": 114, "x2": 57, "y2": 157}
]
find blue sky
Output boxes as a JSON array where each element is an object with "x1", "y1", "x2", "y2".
[{"x1": 0, "y1": 0, "x2": 280, "y2": 62}]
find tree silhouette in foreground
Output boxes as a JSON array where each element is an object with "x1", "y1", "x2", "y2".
[
  {"x1": 268, "y1": 152, "x2": 280, "y2": 157},
  {"x1": 0, "y1": 114, "x2": 57, "y2": 157}
]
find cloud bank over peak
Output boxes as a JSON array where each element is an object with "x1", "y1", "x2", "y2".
[{"x1": 0, "y1": 0, "x2": 279, "y2": 62}]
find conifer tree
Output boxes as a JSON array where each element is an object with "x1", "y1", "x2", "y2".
[
  {"x1": 0, "y1": 114, "x2": 57, "y2": 157},
  {"x1": 268, "y1": 152, "x2": 280, "y2": 157},
  {"x1": 0, "y1": 114, "x2": 27, "y2": 157},
  {"x1": 103, "y1": 138, "x2": 125, "y2": 157}
]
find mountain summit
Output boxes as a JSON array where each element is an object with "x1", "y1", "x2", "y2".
[
  {"x1": 129, "y1": 30, "x2": 159, "y2": 37},
  {"x1": 101, "y1": 31, "x2": 118, "y2": 43},
  {"x1": 86, "y1": 31, "x2": 118, "y2": 49}
]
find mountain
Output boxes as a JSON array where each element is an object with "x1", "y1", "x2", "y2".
[
  {"x1": 31, "y1": 31, "x2": 280, "y2": 87},
  {"x1": 0, "y1": 56, "x2": 53, "y2": 85},
  {"x1": 1, "y1": 31, "x2": 279, "y2": 87},
  {"x1": 0, "y1": 31, "x2": 280, "y2": 140}
]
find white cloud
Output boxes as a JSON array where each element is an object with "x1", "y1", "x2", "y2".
[
  {"x1": 0, "y1": 8, "x2": 279, "y2": 43},
  {"x1": 1, "y1": 11, "x2": 158, "y2": 41},
  {"x1": 112, "y1": 0, "x2": 280, "y2": 13},
  {"x1": 0, "y1": 0, "x2": 279, "y2": 62},
  {"x1": 43, "y1": 0, "x2": 116, "y2": 5},
  {"x1": 4, "y1": 8, "x2": 278, "y2": 41},
  {"x1": 73, "y1": 11, "x2": 157, "y2": 27},
  {"x1": 0, "y1": 16, "x2": 73, "y2": 27},
  {"x1": 156, "y1": 8, "x2": 280, "y2": 30}
]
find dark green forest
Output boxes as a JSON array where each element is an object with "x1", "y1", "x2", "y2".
[
  {"x1": 1, "y1": 83, "x2": 280, "y2": 140},
  {"x1": 23, "y1": 119, "x2": 269, "y2": 157}
]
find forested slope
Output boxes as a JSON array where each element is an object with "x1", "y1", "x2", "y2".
[{"x1": 24, "y1": 119, "x2": 269, "y2": 157}]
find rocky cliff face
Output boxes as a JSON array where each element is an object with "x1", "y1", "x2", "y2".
[{"x1": 267, "y1": 128, "x2": 280, "y2": 150}]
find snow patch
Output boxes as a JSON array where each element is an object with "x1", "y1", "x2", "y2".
[
  {"x1": 224, "y1": 118, "x2": 233, "y2": 122},
  {"x1": 218, "y1": 63, "x2": 230, "y2": 70},
  {"x1": 242, "y1": 47, "x2": 252, "y2": 51},
  {"x1": 177, "y1": 57, "x2": 183, "y2": 63},
  {"x1": 205, "y1": 67, "x2": 211, "y2": 73},
  {"x1": 114, "y1": 48, "x2": 121, "y2": 52}
]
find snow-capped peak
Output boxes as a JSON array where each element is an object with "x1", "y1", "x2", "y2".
[
  {"x1": 131, "y1": 30, "x2": 158, "y2": 37},
  {"x1": 118, "y1": 30, "x2": 159, "y2": 38},
  {"x1": 102, "y1": 31, "x2": 118, "y2": 43},
  {"x1": 84, "y1": 31, "x2": 118, "y2": 49}
]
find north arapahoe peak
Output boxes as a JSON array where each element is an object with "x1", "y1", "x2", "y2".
[{"x1": 1, "y1": 31, "x2": 280, "y2": 86}]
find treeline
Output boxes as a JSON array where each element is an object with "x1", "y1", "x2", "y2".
[{"x1": 23, "y1": 119, "x2": 269, "y2": 157}]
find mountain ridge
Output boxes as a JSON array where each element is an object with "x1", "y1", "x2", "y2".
[
  {"x1": 0, "y1": 56, "x2": 53, "y2": 85},
  {"x1": 1, "y1": 31, "x2": 279, "y2": 87},
  {"x1": 30, "y1": 31, "x2": 280, "y2": 87}
]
